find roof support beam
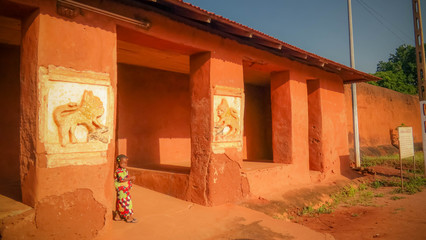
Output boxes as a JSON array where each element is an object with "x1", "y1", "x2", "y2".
[
  {"x1": 171, "y1": 7, "x2": 211, "y2": 23},
  {"x1": 282, "y1": 48, "x2": 308, "y2": 60},
  {"x1": 323, "y1": 64, "x2": 342, "y2": 73},
  {"x1": 211, "y1": 21, "x2": 253, "y2": 38},
  {"x1": 307, "y1": 57, "x2": 326, "y2": 67},
  {"x1": 251, "y1": 35, "x2": 282, "y2": 50}
]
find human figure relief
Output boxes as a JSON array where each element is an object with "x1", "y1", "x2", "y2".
[
  {"x1": 214, "y1": 98, "x2": 240, "y2": 140},
  {"x1": 53, "y1": 90, "x2": 108, "y2": 147}
]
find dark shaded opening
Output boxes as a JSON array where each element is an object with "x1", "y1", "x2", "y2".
[
  {"x1": 0, "y1": 43, "x2": 21, "y2": 201},
  {"x1": 243, "y1": 83, "x2": 273, "y2": 162}
]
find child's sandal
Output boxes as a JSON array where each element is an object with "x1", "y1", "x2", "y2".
[{"x1": 125, "y1": 217, "x2": 137, "y2": 223}]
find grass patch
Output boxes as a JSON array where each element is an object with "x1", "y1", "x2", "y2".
[
  {"x1": 298, "y1": 176, "x2": 426, "y2": 217},
  {"x1": 370, "y1": 178, "x2": 401, "y2": 189},
  {"x1": 361, "y1": 152, "x2": 424, "y2": 173},
  {"x1": 300, "y1": 206, "x2": 315, "y2": 216},
  {"x1": 332, "y1": 184, "x2": 375, "y2": 207},
  {"x1": 300, "y1": 203, "x2": 333, "y2": 216},
  {"x1": 300, "y1": 184, "x2": 376, "y2": 216},
  {"x1": 374, "y1": 193, "x2": 384, "y2": 197},
  {"x1": 371, "y1": 176, "x2": 426, "y2": 195},
  {"x1": 393, "y1": 177, "x2": 426, "y2": 194},
  {"x1": 317, "y1": 204, "x2": 333, "y2": 214}
]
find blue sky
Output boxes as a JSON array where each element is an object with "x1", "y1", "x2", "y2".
[{"x1": 184, "y1": 0, "x2": 423, "y2": 74}]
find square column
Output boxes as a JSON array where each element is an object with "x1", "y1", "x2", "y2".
[
  {"x1": 19, "y1": 2, "x2": 117, "y2": 237},
  {"x1": 187, "y1": 53, "x2": 248, "y2": 206},
  {"x1": 307, "y1": 79, "x2": 324, "y2": 172},
  {"x1": 186, "y1": 52, "x2": 213, "y2": 205},
  {"x1": 270, "y1": 71, "x2": 309, "y2": 169}
]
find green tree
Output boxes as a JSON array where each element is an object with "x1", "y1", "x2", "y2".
[{"x1": 369, "y1": 44, "x2": 419, "y2": 95}]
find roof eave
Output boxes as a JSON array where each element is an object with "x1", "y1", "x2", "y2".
[{"x1": 120, "y1": 0, "x2": 379, "y2": 82}]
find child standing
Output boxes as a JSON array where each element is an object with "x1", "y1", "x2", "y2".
[{"x1": 114, "y1": 154, "x2": 137, "y2": 223}]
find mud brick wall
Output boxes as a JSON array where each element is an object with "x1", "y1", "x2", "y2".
[{"x1": 345, "y1": 82, "x2": 422, "y2": 157}]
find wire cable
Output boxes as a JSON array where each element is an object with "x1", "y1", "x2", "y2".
[
  {"x1": 355, "y1": 0, "x2": 413, "y2": 42},
  {"x1": 359, "y1": 0, "x2": 413, "y2": 41}
]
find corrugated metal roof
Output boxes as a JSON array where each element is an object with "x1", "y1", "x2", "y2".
[{"x1": 125, "y1": 0, "x2": 380, "y2": 83}]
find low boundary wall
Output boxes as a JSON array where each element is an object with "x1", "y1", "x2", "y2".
[{"x1": 344, "y1": 83, "x2": 422, "y2": 157}]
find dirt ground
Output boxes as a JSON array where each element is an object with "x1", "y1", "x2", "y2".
[
  {"x1": 243, "y1": 166, "x2": 426, "y2": 240},
  {"x1": 2, "y1": 166, "x2": 425, "y2": 240},
  {"x1": 296, "y1": 187, "x2": 426, "y2": 240}
]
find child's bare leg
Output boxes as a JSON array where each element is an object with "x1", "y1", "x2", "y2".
[{"x1": 113, "y1": 211, "x2": 122, "y2": 221}]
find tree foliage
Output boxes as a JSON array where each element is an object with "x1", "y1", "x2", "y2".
[{"x1": 369, "y1": 44, "x2": 419, "y2": 95}]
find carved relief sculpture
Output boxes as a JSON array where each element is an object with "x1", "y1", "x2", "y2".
[
  {"x1": 53, "y1": 90, "x2": 108, "y2": 146},
  {"x1": 214, "y1": 98, "x2": 240, "y2": 141}
]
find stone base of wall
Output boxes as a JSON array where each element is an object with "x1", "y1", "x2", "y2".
[{"x1": 349, "y1": 142, "x2": 422, "y2": 159}]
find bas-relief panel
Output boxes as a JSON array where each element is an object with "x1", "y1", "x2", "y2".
[
  {"x1": 212, "y1": 86, "x2": 244, "y2": 154},
  {"x1": 39, "y1": 65, "x2": 113, "y2": 168}
]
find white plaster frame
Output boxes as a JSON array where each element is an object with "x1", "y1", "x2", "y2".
[
  {"x1": 38, "y1": 65, "x2": 114, "y2": 168},
  {"x1": 211, "y1": 85, "x2": 245, "y2": 154}
]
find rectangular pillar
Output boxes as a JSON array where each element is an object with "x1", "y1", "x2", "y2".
[
  {"x1": 307, "y1": 79, "x2": 324, "y2": 172},
  {"x1": 187, "y1": 53, "x2": 248, "y2": 206},
  {"x1": 271, "y1": 71, "x2": 309, "y2": 169},
  {"x1": 186, "y1": 52, "x2": 212, "y2": 205},
  {"x1": 20, "y1": 10, "x2": 40, "y2": 207},
  {"x1": 19, "y1": 1, "x2": 117, "y2": 237}
]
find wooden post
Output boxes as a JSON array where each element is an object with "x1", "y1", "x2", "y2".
[
  {"x1": 400, "y1": 154, "x2": 404, "y2": 191},
  {"x1": 413, "y1": 155, "x2": 416, "y2": 178},
  {"x1": 412, "y1": 0, "x2": 426, "y2": 177}
]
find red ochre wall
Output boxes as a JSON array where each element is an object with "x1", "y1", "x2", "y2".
[
  {"x1": 320, "y1": 75, "x2": 351, "y2": 175},
  {"x1": 243, "y1": 84, "x2": 273, "y2": 161},
  {"x1": 345, "y1": 82, "x2": 422, "y2": 156},
  {"x1": 15, "y1": 1, "x2": 117, "y2": 238},
  {"x1": 117, "y1": 63, "x2": 191, "y2": 167},
  {"x1": 307, "y1": 79, "x2": 323, "y2": 171},
  {"x1": 0, "y1": 44, "x2": 21, "y2": 200}
]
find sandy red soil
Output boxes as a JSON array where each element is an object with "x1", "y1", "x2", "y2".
[
  {"x1": 297, "y1": 189, "x2": 426, "y2": 240},
  {"x1": 293, "y1": 166, "x2": 426, "y2": 240}
]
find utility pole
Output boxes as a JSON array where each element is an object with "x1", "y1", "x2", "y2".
[
  {"x1": 412, "y1": 0, "x2": 426, "y2": 177},
  {"x1": 348, "y1": 0, "x2": 361, "y2": 168}
]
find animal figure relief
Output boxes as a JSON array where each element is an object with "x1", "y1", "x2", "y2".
[
  {"x1": 214, "y1": 98, "x2": 240, "y2": 141},
  {"x1": 390, "y1": 129, "x2": 399, "y2": 149},
  {"x1": 53, "y1": 90, "x2": 108, "y2": 147}
]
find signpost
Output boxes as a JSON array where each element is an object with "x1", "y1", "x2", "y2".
[{"x1": 398, "y1": 127, "x2": 415, "y2": 190}]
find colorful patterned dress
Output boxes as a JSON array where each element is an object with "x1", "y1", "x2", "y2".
[{"x1": 114, "y1": 167, "x2": 133, "y2": 218}]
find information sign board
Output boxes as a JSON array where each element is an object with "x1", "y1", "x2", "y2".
[{"x1": 398, "y1": 127, "x2": 414, "y2": 158}]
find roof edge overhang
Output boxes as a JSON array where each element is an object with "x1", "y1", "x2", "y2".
[{"x1": 74, "y1": 0, "x2": 380, "y2": 83}]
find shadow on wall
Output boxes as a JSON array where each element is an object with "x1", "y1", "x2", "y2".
[
  {"x1": 339, "y1": 155, "x2": 360, "y2": 179},
  {"x1": 0, "y1": 44, "x2": 21, "y2": 201},
  {"x1": 117, "y1": 63, "x2": 191, "y2": 168}
]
